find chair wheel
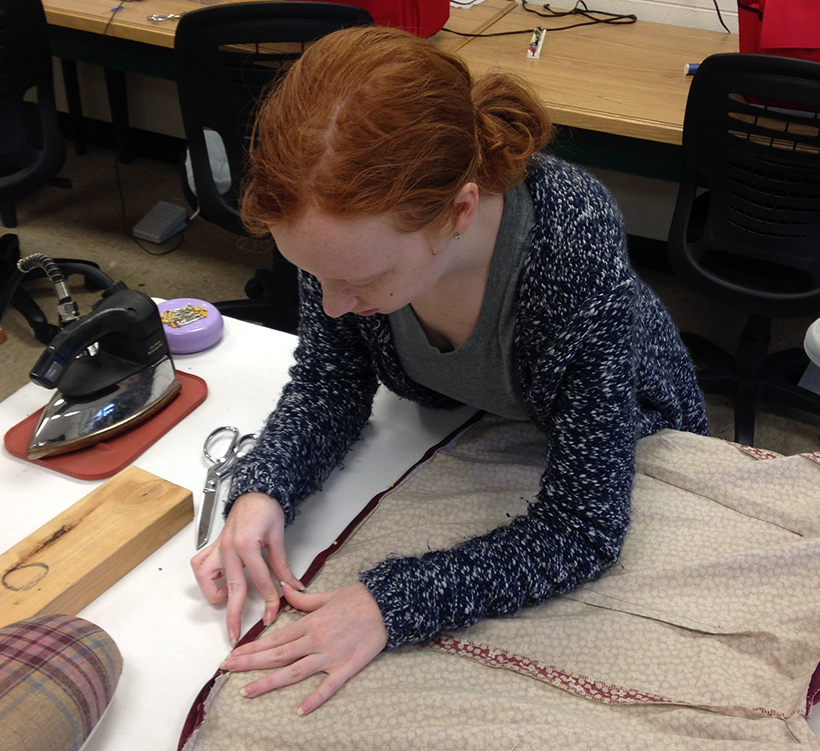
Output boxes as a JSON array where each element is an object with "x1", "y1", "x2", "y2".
[{"x1": 245, "y1": 269, "x2": 274, "y2": 300}]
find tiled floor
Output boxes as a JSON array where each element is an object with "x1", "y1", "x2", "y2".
[{"x1": 2, "y1": 147, "x2": 819, "y2": 455}]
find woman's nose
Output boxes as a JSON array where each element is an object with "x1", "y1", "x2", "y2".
[{"x1": 320, "y1": 281, "x2": 358, "y2": 318}]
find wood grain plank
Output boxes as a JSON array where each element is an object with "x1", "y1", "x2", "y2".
[
  {"x1": 0, "y1": 466, "x2": 193, "y2": 627},
  {"x1": 451, "y1": 6, "x2": 737, "y2": 144}
]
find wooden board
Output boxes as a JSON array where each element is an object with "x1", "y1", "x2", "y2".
[{"x1": 0, "y1": 466, "x2": 193, "y2": 628}]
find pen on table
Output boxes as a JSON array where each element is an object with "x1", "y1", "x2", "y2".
[{"x1": 684, "y1": 63, "x2": 700, "y2": 76}]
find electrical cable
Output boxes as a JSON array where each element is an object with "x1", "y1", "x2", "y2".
[
  {"x1": 56, "y1": 262, "x2": 121, "y2": 296},
  {"x1": 522, "y1": 1, "x2": 637, "y2": 27},
  {"x1": 113, "y1": 154, "x2": 186, "y2": 257},
  {"x1": 711, "y1": 0, "x2": 731, "y2": 33},
  {"x1": 443, "y1": 0, "x2": 636, "y2": 38},
  {"x1": 103, "y1": 4, "x2": 124, "y2": 36}
]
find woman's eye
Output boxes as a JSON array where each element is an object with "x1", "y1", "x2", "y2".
[{"x1": 352, "y1": 274, "x2": 383, "y2": 289}]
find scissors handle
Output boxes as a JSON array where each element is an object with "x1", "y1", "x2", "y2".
[
  {"x1": 203, "y1": 425, "x2": 239, "y2": 465},
  {"x1": 197, "y1": 428, "x2": 257, "y2": 550}
]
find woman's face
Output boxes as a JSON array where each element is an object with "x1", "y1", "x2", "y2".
[{"x1": 271, "y1": 208, "x2": 449, "y2": 319}]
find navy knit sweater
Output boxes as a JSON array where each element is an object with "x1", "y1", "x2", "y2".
[{"x1": 228, "y1": 155, "x2": 709, "y2": 649}]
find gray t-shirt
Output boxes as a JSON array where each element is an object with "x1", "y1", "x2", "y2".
[{"x1": 388, "y1": 181, "x2": 535, "y2": 420}]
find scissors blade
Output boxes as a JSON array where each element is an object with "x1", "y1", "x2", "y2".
[
  {"x1": 196, "y1": 486, "x2": 217, "y2": 550},
  {"x1": 196, "y1": 468, "x2": 222, "y2": 550}
]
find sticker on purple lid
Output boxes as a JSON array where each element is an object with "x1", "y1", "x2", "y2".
[{"x1": 157, "y1": 298, "x2": 224, "y2": 354}]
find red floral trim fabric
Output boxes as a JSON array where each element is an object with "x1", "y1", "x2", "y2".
[{"x1": 430, "y1": 635, "x2": 675, "y2": 706}]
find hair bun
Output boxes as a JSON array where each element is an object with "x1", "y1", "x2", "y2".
[{"x1": 472, "y1": 74, "x2": 553, "y2": 194}]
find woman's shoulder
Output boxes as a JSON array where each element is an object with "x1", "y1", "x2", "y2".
[
  {"x1": 516, "y1": 154, "x2": 633, "y2": 326},
  {"x1": 527, "y1": 153, "x2": 619, "y2": 217}
]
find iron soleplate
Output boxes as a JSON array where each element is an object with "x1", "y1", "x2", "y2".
[{"x1": 28, "y1": 355, "x2": 181, "y2": 460}]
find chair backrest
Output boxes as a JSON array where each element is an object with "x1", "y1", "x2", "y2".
[
  {"x1": 0, "y1": 0, "x2": 66, "y2": 204},
  {"x1": 174, "y1": 2, "x2": 374, "y2": 236},
  {"x1": 668, "y1": 53, "x2": 820, "y2": 318}
]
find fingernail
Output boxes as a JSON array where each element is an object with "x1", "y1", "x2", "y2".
[
  {"x1": 220, "y1": 659, "x2": 235, "y2": 671},
  {"x1": 240, "y1": 686, "x2": 249, "y2": 698},
  {"x1": 280, "y1": 580, "x2": 306, "y2": 592},
  {"x1": 297, "y1": 706, "x2": 305, "y2": 716},
  {"x1": 229, "y1": 637, "x2": 237, "y2": 648}
]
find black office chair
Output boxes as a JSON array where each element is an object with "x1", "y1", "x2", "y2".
[
  {"x1": 668, "y1": 53, "x2": 820, "y2": 447},
  {"x1": 0, "y1": 0, "x2": 95, "y2": 345},
  {"x1": 0, "y1": 0, "x2": 69, "y2": 229},
  {"x1": 174, "y1": 2, "x2": 374, "y2": 333},
  {"x1": 0, "y1": 235, "x2": 108, "y2": 343}
]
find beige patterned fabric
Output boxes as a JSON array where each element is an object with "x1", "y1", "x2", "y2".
[{"x1": 183, "y1": 418, "x2": 820, "y2": 749}]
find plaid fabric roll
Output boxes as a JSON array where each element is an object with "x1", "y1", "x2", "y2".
[{"x1": 0, "y1": 614, "x2": 123, "y2": 751}]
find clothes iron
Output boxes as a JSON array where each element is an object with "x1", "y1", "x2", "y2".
[{"x1": 25, "y1": 281, "x2": 180, "y2": 460}]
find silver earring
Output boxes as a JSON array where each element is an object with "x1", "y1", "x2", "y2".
[{"x1": 454, "y1": 232, "x2": 462, "y2": 241}]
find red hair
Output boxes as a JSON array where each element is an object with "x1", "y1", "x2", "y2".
[{"x1": 241, "y1": 26, "x2": 553, "y2": 235}]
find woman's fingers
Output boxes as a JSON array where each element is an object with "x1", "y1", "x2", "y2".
[
  {"x1": 227, "y1": 617, "x2": 308, "y2": 661},
  {"x1": 190, "y1": 545, "x2": 228, "y2": 604},
  {"x1": 220, "y1": 583, "x2": 388, "y2": 713},
  {"x1": 280, "y1": 581, "x2": 331, "y2": 611},
  {"x1": 192, "y1": 493, "x2": 297, "y2": 643},
  {"x1": 241, "y1": 547, "x2": 284, "y2": 626},
  {"x1": 240, "y1": 654, "x2": 326, "y2": 699},
  {"x1": 266, "y1": 522, "x2": 302, "y2": 590},
  {"x1": 298, "y1": 668, "x2": 356, "y2": 715},
  {"x1": 224, "y1": 633, "x2": 310, "y2": 672},
  {"x1": 234, "y1": 644, "x2": 360, "y2": 713},
  {"x1": 261, "y1": 524, "x2": 302, "y2": 623},
  {"x1": 221, "y1": 543, "x2": 250, "y2": 646}
]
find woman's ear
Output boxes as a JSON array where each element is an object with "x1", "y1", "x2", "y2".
[{"x1": 451, "y1": 182, "x2": 480, "y2": 237}]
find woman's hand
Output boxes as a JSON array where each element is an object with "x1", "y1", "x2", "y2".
[
  {"x1": 191, "y1": 493, "x2": 303, "y2": 645},
  {"x1": 221, "y1": 581, "x2": 388, "y2": 715}
]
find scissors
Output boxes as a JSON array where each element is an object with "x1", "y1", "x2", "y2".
[{"x1": 196, "y1": 426, "x2": 257, "y2": 550}]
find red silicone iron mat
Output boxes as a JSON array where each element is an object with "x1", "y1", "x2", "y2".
[{"x1": 3, "y1": 372, "x2": 207, "y2": 480}]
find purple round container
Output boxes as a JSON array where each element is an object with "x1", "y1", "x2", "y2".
[{"x1": 157, "y1": 298, "x2": 224, "y2": 354}]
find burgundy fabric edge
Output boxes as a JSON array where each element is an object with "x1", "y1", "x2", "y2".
[
  {"x1": 177, "y1": 410, "x2": 484, "y2": 750},
  {"x1": 807, "y1": 663, "x2": 820, "y2": 716}
]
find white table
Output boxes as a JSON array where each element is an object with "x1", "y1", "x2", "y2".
[
  {"x1": 5, "y1": 315, "x2": 820, "y2": 746},
  {"x1": 0, "y1": 316, "x2": 475, "y2": 751}
]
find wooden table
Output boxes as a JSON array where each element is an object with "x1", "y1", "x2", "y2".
[
  {"x1": 41, "y1": 0, "x2": 520, "y2": 162},
  {"x1": 42, "y1": 0, "x2": 506, "y2": 49},
  {"x1": 44, "y1": 0, "x2": 264, "y2": 48},
  {"x1": 441, "y1": 2, "x2": 737, "y2": 179},
  {"x1": 0, "y1": 315, "x2": 476, "y2": 751},
  {"x1": 445, "y1": 2, "x2": 737, "y2": 146},
  {"x1": 42, "y1": 0, "x2": 738, "y2": 175}
]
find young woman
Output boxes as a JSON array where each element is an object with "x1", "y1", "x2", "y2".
[{"x1": 191, "y1": 25, "x2": 708, "y2": 716}]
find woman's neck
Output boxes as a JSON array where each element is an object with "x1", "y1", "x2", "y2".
[
  {"x1": 439, "y1": 191, "x2": 505, "y2": 283},
  {"x1": 410, "y1": 192, "x2": 505, "y2": 351}
]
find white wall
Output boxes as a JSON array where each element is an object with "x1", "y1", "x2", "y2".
[{"x1": 574, "y1": 0, "x2": 738, "y2": 33}]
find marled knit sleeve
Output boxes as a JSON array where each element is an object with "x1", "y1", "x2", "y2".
[
  {"x1": 226, "y1": 271, "x2": 380, "y2": 524},
  {"x1": 359, "y1": 280, "x2": 640, "y2": 649},
  {"x1": 359, "y1": 156, "x2": 669, "y2": 650}
]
